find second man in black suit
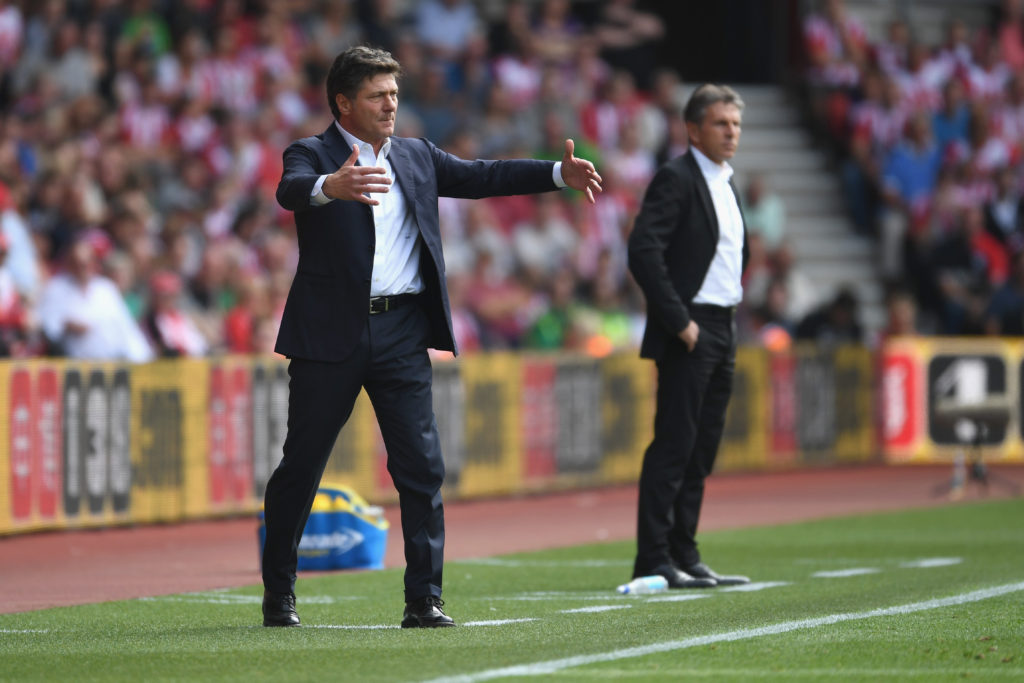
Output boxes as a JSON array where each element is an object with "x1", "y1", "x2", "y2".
[
  {"x1": 261, "y1": 46, "x2": 602, "y2": 628},
  {"x1": 627, "y1": 84, "x2": 753, "y2": 590}
]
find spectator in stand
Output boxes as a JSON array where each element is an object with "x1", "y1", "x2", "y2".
[
  {"x1": 143, "y1": 269, "x2": 208, "y2": 357},
  {"x1": 878, "y1": 286, "x2": 920, "y2": 340},
  {"x1": 37, "y1": 237, "x2": 153, "y2": 361},
  {"x1": 880, "y1": 112, "x2": 943, "y2": 279},
  {"x1": 774, "y1": 242, "x2": 819, "y2": 324},
  {"x1": 993, "y1": 70, "x2": 1024, "y2": 154},
  {"x1": 525, "y1": 267, "x2": 581, "y2": 350},
  {"x1": 742, "y1": 172, "x2": 786, "y2": 255},
  {"x1": 932, "y1": 78, "x2": 971, "y2": 157},
  {"x1": 803, "y1": 0, "x2": 869, "y2": 139},
  {"x1": 415, "y1": 0, "x2": 479, "y2": 70},
  {"x1": 223, "y1": 271, "x2": 269, "y2": 354},
  {"x1": 843, "y1": 70, "x2": 907, "y2": 232},
  {"x1": 532, "y1": 0, "x2": 583, "y2": 67},
  {"x1": 794, "y1": 286, "x2": 863, "y2": 344},
  {"x1": 986, "y1": 249, "x2": 1024, "y2": 334},
  {"x1": 0, "y1": 232, "x2": 34, "y2": 356},
  {"x1": 875, "y1": 17, "x2": 911, "y2": 76},
  {"x1": 593, "y1": 0, "x2": 665, "y2": 90},
  {"x1": 984, "y1": 166, "x2": 1024, "y2": 252},
  {"x1": 997, "y1": 0, "x2": 1024, "y2": 70}
]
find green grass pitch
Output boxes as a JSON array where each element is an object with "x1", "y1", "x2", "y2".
[{"x1": 1, "y1": 499, "x2": 1022, "y2": 682}]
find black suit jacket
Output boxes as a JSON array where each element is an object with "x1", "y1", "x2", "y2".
[
  {"x1": 627, "y1": 150, "x2": 749, "y2": 361},
  {"x1": 274, "y1": 123, "x2": 559, "y2": 362}
]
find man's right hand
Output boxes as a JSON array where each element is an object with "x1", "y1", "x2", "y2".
[
  {"x1": 322, "y1": 145, "x2": 392, "y2": 206},
  {"x1": 678, "y1": 320, "x2": 699, "y2": 351}
]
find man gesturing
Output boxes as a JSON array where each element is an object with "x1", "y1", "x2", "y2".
[{"x1": 262, "y1": 46, "x2": 601, "y2": 628}]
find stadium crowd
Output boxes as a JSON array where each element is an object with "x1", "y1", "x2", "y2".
[
  {"x1": 806, "y1": 0, "x2": 1024, "y2": 337},
  {"x1": 9, "y1": 0, "x2": 1015, "y2": 363},
  {"x1": 0, "y1": 0, "x2": 690, "y2": 360}
]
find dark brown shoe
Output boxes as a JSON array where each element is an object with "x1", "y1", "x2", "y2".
[
  {"x1": 262, "y1": 590, "x2": 300, "y2": 627},
  {"x1": 401, "y1": 596, "x2": 455, "y2": 628}
]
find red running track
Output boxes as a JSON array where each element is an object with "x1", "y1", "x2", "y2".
[{"x1": 1, "y1": 464, "x2": 1021, "y2": 614}]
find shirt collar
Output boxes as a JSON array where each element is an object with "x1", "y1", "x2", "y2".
[
  {"x1": 335, "y1": 121, "x2": 391, "y2": 162},
  {"x1": 691, "y1": 145, "x2": 734, "y2": 183}
]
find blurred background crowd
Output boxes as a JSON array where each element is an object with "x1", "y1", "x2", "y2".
[
  {"x1": 0, "y1": 0, "x2": 1021, "y2": 363},
  {"x1": 806, "y1": 0, "x2": 1024, "y2": 338}
]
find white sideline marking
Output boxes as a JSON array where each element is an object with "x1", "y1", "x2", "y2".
[
  {"x1": 646, "y1": 593, "x2": 711, "y2": 603},
  {"x1": 309, "y1": 623, "x2": 397, "y2": 630},
  {"x1": 420, "y1": 581, "x2": 1024, "y2": 683},
  {"x1": 485, "y1": 593, "x2": 620, "y2": 602},
  {"x1": 812, "y1": 568, "x2": 880, "y2": 578},
  {"x1": 457, "y1": 559, "x2": 630, "y2": 568},
  {"x1": 0, "y1": 629, "x2": 49, "y2": 634},
  {"x1": 462, "y1": 619, "x2": 537, "y2": 627},
  {"x1": 720, "y1": 581, "x2": 790, "y2": 593},
  {"x1": 307, "y1": 618, "x2": 536, "y2": 630},
  {"x1": 139, "y1": 593, "x2": 354, "y2": 605},
  {"x1": 900, "y1": 557, "x2": 962, "y2": 569},
  {"x1": 560, "y1": 605, "x2": 631, "y2": 614}
]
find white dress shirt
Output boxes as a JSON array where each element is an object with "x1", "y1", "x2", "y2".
[
  {"x1": 311, "y1": 122, "x2": 567, "y2": 297},
  {"x1": 690, "y1": 146, "x2": 744, "y2": 307},
  {"x1": 37, "y1": 274, "x2": 154, "y2": 362}
]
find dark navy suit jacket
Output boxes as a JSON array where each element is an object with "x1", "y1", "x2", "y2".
[{"x1": 274, "y1": 123, "x2": 559, "y2": 362}]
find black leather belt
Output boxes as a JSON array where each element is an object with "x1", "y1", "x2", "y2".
[
  {"x1": 369, "y1": 293, "x2": 418, "y2": 315},
  {"x1": 689, "y1": 303, "x2": 738, "y2": 320}
]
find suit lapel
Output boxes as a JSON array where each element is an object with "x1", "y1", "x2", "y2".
[
  {"x1": 684, "y1": 151, "x2": 719, "y2": 241},
  {"x1": 387, "y1": 138, "x2": 418, "y2": 210},
  {"x1": 323, "y1": 122, "x2": 351, "y2": 171}
]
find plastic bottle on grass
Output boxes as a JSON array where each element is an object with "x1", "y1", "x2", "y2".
[{"x1": 616, "y1": 575, "x2": 668, "y2": 594}]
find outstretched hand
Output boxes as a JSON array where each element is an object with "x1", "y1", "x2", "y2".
[
  {"x1": 322, "y1": 145, "x2": 392, "y2": 205},
  {"x1": 560, "y1": 138, "x2": 603, "y2": 204}
]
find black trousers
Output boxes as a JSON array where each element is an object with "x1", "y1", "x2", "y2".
[
  {"x1": 634, "y1": 306, "x2": 736, "y2": 576},
  {"x1": 262, "y1": 300, "x2": 445, "y2": 602}
]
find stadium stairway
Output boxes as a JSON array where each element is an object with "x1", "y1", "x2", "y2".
[{"x1": 731, "y1": 85, "x2": 887, "y2": 334}]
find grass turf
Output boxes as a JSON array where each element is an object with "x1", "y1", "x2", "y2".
[{"x1": 1, "y1": 499, "x2": 1022, "y2": 682}]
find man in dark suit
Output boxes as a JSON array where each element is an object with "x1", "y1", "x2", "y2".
[
  {"x1": 262, "y1": 46, "x2": 602, "y2": 628},
  {"x1": 627, "y1": 84, "x2": 752, "y2": 590}
]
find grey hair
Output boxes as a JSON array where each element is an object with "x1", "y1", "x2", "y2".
[{"x1": 683, "y1": 84, "x2": 745, "y2": 125}]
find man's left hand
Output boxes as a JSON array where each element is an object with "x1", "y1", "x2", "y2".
[{"x1": 560, "y1": 139, "x2": 603, "y2": 204}]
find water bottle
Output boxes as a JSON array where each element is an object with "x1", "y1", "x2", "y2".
[{"x1": 616, "y1": 575, "x2": 669, "y2": 594}]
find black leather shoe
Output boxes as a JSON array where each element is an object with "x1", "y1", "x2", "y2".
[
  {"x1": 262, "y1": 590, "x2": 301, "y2": 627},
  {"x1": 642, "y1": 563, "x2": 717, "y2": 589},
  {"x1": 681, "y1": 561, "x2": 750, "y2": 586},
  {"x1": 401, "y1": 596, "x2": 455, "y2": 628}
]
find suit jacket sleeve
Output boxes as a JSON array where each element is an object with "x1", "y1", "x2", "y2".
[
  {"x1": 628, "y1": 164, "x2": 690, "y2": 336},
  {"x1": 276, "y1": 141, "x2": 324, "y2": 212},
  {"x1": 426, "y1": 139, "x2": 558, "y2": 198}
]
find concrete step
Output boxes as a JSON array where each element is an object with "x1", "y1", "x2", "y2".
[
  {"x1": 790, "y1": 235, "x2": 874, "y2": 261},
  {"x1": 734, "y1": 149, "x2": 828, "y2": 173},
  {"x1": 738, "y1": 128, "x2": 813, "y2": 152}
]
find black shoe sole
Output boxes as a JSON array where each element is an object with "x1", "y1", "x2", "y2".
[
  {"x1": 263, "y1": 617, "x2": 301, "y2": 627},
  {"x1": 400, "y1": 618, "x2": 456, "y2": 628}
]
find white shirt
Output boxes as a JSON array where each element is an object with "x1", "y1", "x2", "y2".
[
  {"x1": 312, "y1": 123, "x2": 423, "y2": 296},
  {"x1": 37, "y1": 274, "x2": 154, "y2": 363},
  {"x1": 690, "y1": 146, "x2": 744, "y2": 307},
  {"x1": 311, "y1": 122, "x2": 568, "y2": 297}
]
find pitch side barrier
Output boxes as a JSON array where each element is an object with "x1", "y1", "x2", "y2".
[{"x1": 0, "y1": 340, "x2": 1012, "y2": 535}]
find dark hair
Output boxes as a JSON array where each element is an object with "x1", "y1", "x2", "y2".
[
  {"x1": 683, "y1": 84, "x2": 745, "y2": 125},
  {"x1": 325, "y1": 46, "x2": 403, "y2": 120}
]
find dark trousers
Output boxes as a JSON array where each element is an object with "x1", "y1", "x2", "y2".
[
  {"x1": 262, "y1": 301, "x2": 445, "y2": 602},
  {"x1": 634, "y1": 306, "x2": 736, "y2": 576}
]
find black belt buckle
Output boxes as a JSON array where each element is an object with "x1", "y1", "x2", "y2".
[{"x1": 369, "y1": 296, "x2": 389, "y2": 315}]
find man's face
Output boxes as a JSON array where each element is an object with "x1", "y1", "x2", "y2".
[
  {"x1": 687, "y1": 101, "x2": 741, "y2": 165},
  {"x1": 336, "y1": 73, "x2": 398, "y2": 145}
]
